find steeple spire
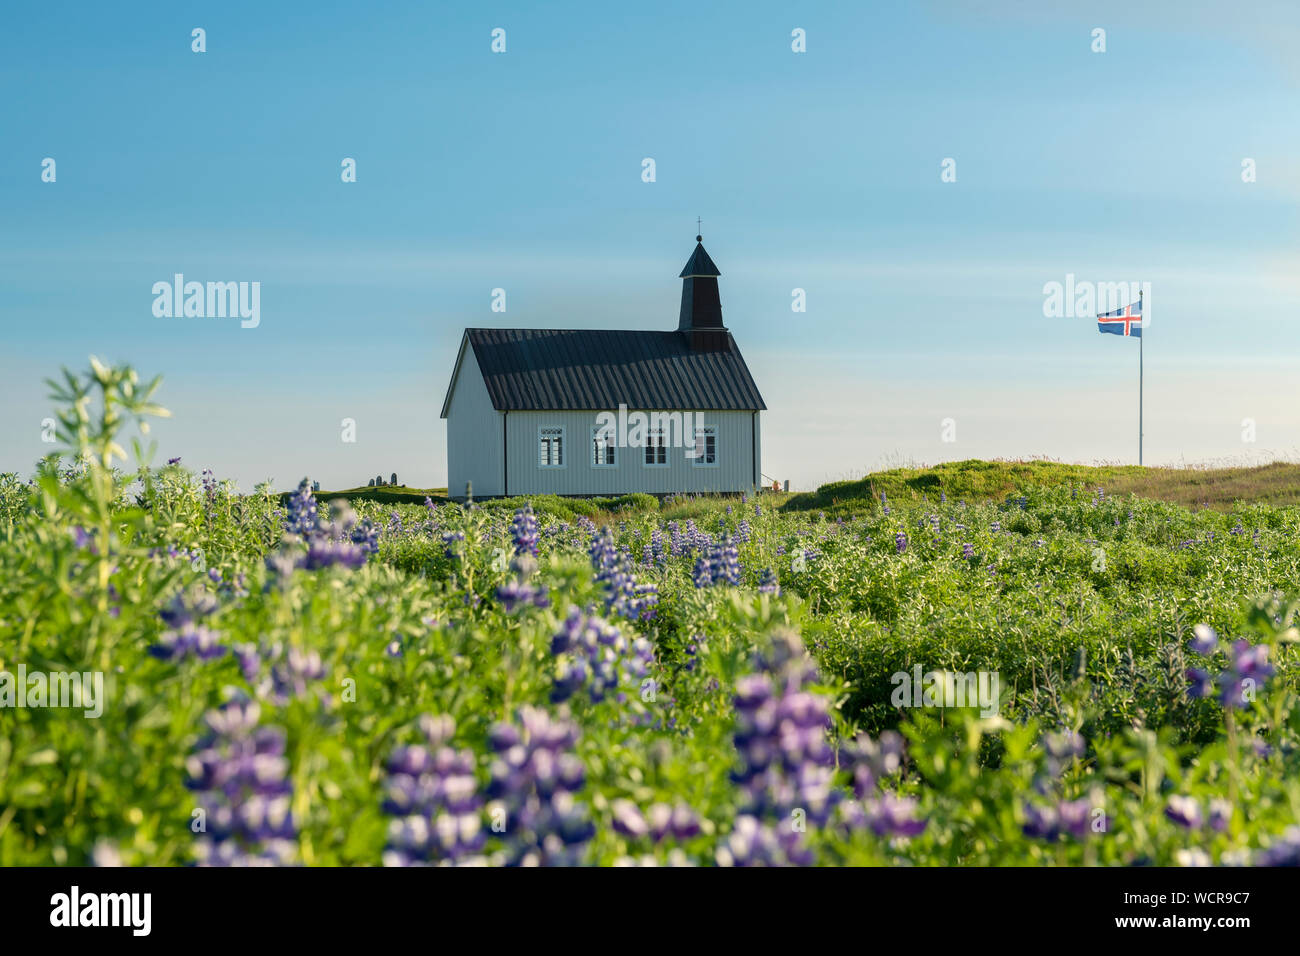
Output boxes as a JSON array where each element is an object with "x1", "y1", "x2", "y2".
[{"x1": 678, "y1": 235, "x2": 725, "y2": 341}]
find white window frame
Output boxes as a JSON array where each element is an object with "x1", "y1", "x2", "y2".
[
  {"x1": 590, "y1": 426, "x2": 617, "y2": 468},
  {"x1": 643, "y1": 429, "x2": 669, "y2": 468},
  {"x1": 690, "y1": 425, "x2": 719, "y2": 467},
  {"x1": 538, "y1": 426, "x2": 566, "y2": 469}
]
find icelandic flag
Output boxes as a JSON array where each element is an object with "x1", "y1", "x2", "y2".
[{"x1": 1097, "y1": 300, "x2": 1142, "y2": 337}]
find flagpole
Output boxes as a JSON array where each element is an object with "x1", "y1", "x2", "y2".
[{"x1": 1139, "y1": 288, "x2": 1144, "y2": 466}]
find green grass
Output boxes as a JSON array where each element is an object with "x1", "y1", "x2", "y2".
[
  {"x1": 785, "y1": 459, "x2": 1300, "y2": 515},
  {"x1": 283, "y1": 485, "x2": 449, "y2": 507}
]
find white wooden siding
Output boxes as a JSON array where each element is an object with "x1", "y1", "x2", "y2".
[
  {"x1": 503, "y1": 410, "x2": 759, "y2": 496},
  {"x1": 445, "y1": 343, "x2": 505, "y2": 498}
]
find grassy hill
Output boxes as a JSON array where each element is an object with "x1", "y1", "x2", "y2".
[
  {"x1": 291, "y1": 485, "x2": 450, "y2": 507},
  {"x1": 281, "y1": 460, "x2": 1300, "y2": 518},
  {"x1": 784, "y1": 459, "x2": 1300, "y2": 514}
]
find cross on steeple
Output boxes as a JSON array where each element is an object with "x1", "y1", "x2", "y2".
[{"x1": 696, "y1": 216, "x2": 702, "y2": 240}]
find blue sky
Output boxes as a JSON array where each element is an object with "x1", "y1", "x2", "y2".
[{"x1": 2, "y1": 0, "x2": 1298, "y2": 490}]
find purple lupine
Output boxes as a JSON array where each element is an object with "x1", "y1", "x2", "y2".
[
  {"x1": 1164, "y1": 795, "x2": 1202, "y2": 829},
  {"x1": 149, "y1": 624, "x2": 226, "y2": 662},
  {"x1": 726, "y1": 631, "x2": 836, "y2": 864},
  {"x1": 1021, "y1": 802, "x2": 1059, "y2": 840},
  {"x1": 299, "y1": 536, "x2": 369, "y2": 570},
  {"x1": 185, "y1": 696, "x2": 296, "y2": 866},
  {"x1": 1042, "y1": 730, "x2": 1086, "y2": 776},
  {"x1": 1186, "y1": 635, "x2": 1274, "y2": 709},
  {"x1": 510, "y1": 503, "x2": 539, "y2": 557},
  {"x1": 284, "y1": 479, "x2": 318, "y2": 537},
  {"x1": 1186, "y1": 667, "x2": 1215, "y2": 699},
  {"x1": 1056, "y1": 798, "x2": 1092, "y2": 839},
  {"x1": 1021, "y1": 797, "x2": 1093, "y2": 842},
  {"x1": 495, "y1": 577, "x2": 551, "y2": 614},
  {"x1": 1255, "y1": 827, "x2": 1300, "y2": 866},
  {"x1": 894, "y1": 532, "x2": 908, "y2": 554},
  {"x1": 589, "y1": 528, "x2": 658, "y2": 619},
  {"x1": 1188, "y1": 624, "x2": 1218, "y2": 655},
  {"x1": 151, "y1": 587, "x2": 225, "y2": 661},
  {"x1": 758, "y1": 568, "x2": 780, "y2": 595},
  {"x1": 159, "y1": 587, "x2": 221, "y2": 629},
  {"x1": 961, "y1": 542, "x2": 975, "y2": 559},
  {"x1": 711, "y1": 534, "x2": 742, "y2": 586},
  {"x1": 548, "y1": 606, "x2": 653, "y2": 705},
  {"x1": 382, "y1": 714, "x2": 485, "y2": 866},
  {"x1": 441, "y1": 530, "x2": 465, "y2": 559},
  {"x1": 611, "y1": 801, "x2": 700, "y2": 844},
  {"x1": 864, "y1": 793, "x2": 928, "y2": 838},
  {"x1": 692, "y1": 555, "x2": 714, "y2": 589},
  {"x1": 486, "y1": 707, "x2": 594, "y2": 866},
  {"x1": 716, "y1": 814, "x2": 812, "y2": 867},
  {"x1": 1207, "y1": 799, "x2": 1232, "y2": 833}
]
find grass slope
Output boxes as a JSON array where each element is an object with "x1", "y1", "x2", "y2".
[{"x1": 785, "y1": 459, "x2": 1300, "y2": 514}]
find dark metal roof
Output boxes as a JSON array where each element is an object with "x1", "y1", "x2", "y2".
[
  {"x1": 452, "y1": 328, "x2": 766, "y2": 413},
  {"x1": 679, "y1": 242, "x2": 720, "y2": 277}
]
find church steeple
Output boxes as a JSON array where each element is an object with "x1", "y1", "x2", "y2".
[{"x1": 678, "y1": 234, "x2": 728, "y2": 348}]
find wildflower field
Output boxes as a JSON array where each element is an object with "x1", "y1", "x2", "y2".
[{"x1": 2, "y1": 361, "x2": 1299, "y2": 867}]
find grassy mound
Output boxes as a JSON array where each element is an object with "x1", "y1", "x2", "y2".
[{"x1": 785, "y1": 459, "x2": 1300, "y2": 514}]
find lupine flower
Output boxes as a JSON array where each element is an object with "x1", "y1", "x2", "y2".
[
  {"x1": 710, "y1": 534, "x2": 741, "y2": 586},
  {"x1": 758, "y1": 568, "x2": 780, "y2": 595},
  {"x1": 864, "y1": 793, "x2": 928, "y2": 838},
  {"x1": 1043, "y1": 730, "x2": 1085, "y2": 767},
  {"x1": 185, "y1": 696, "x2": 296, "y2": 866},
  {"x1": 441, "y1": 530, "x2": 466, "y2": 559},
  {"x1": 726, "y1": 631, "x2": 837, "y2": 864},
  {"x1": 1056, "y1": 798, "x2": 1092, "y2": 839},
  {"x1": 1021, "y1": 802, "x2": 1059, "y2": 840},
  {"x1": 150, "y1": 623, "x2": 226, "y2": 662},
  {"x1": 496, "y1": 577, "x2": 550, "y2": 614},
  {"x1": 1187, "y1": 635, "x2": 1274, "y2": 709},
  {"x1": 548, "y1": 606, "x2": 653, "y2": 705},
  {"x1": 1164, "y1": 795, "x2": 1202, "y2": 829},
  {"x1": 692, "y1": 555, "x2": 714, "y2": 589},
  {"x1": 1186, "y1": 667, "x2": 1214, "y2": 699},
  {"x1": 1207, "y1": 799, "x2": 1232, "y2": 833},
  {"x1": 961, "y1": 542, "x2": 975, "y2": 559},
  {"x1": 1188, "y1": 624, "x2": 1218, "y2": 655},
  {"x1": 284, "y1": 479, "x2": 318, "y2": 536},
  {"x1": 716, "y1": 814, "x2": 812, "y2": 867},
  {"x1": 589, "y1": 528, "x2": 658, "y2": 619},
  {"x1": 299, "y1": 536, "x2": 369, "y2": 570},
  {"x1": 1255, "y1": 827, "x2": 1300, "y2": 866},
  {"x1": 382, "y1": 714, "x2": 485, "y2": 866},
  {"x1": 510, "y1": 504, "x2": 539, "y2": 556},
  {"x1": 486, "y1": 707, "x2": 594, "y2": 866},
  {"x1": 894, "y1": 532, "x2": 908, "y2": 554},
  {"x1": 159, "y1": 587, "x2": 220, "y2": 629}
]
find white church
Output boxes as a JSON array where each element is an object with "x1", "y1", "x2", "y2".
[{"x1": 440, "y1": 236, "x2": 766, "y2": 499}]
